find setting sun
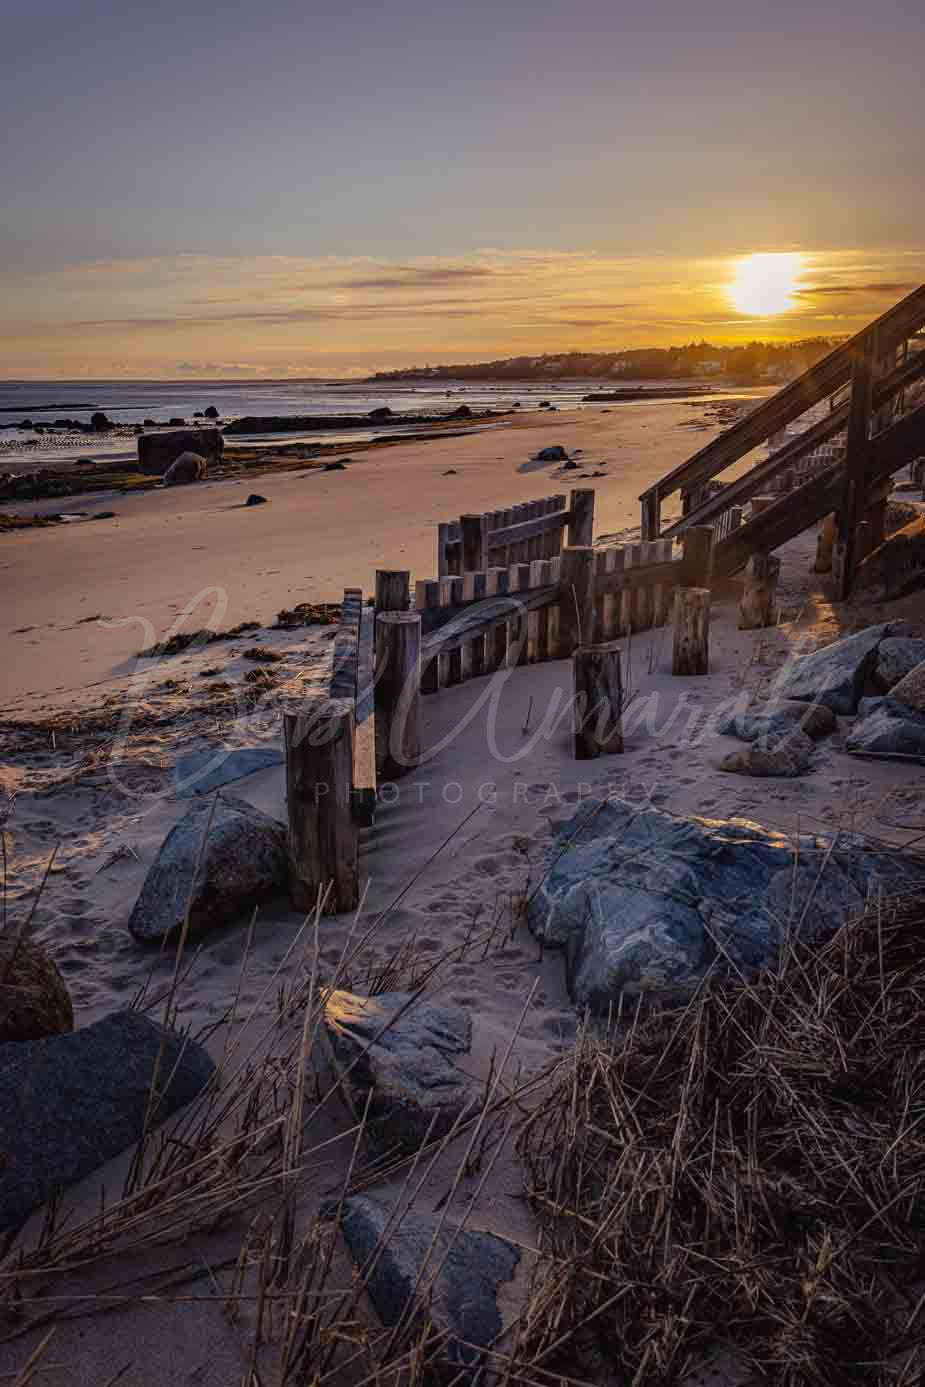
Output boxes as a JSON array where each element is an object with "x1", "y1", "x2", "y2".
[{"x1": 727, "y1": 252, "x2": 804, "y2": 317}]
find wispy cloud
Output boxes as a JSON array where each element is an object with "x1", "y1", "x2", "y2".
[{"x1": 2, "y1": 247, "x2": 922, "y2": 378}]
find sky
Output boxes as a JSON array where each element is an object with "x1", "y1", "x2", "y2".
[{"x1": 2, "y1": 0, "x2": 924, "y2": 379}]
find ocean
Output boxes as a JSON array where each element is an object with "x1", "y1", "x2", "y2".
[{"x1": 0, "y1": 377, "x2": 716, "y2": 466}]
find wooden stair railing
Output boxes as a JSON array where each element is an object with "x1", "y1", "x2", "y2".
[{"x1": 640, "y1": 283, "x2": 925, "y2": 546}]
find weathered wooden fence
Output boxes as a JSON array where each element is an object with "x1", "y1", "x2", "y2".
[{"x1": 283, "y1": 492, "x2": 744, "y2": 906}]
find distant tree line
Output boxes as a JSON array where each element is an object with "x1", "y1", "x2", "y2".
[{"x1": 369, "y1": 337, "x2": 840, "y2": 384}]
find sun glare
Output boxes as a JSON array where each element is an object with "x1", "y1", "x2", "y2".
[{"x1": 727, "y1": 252, "x2": 804, "y2": 317}]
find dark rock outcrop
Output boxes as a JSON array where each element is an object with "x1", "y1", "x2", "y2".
[
  {"x1": 0, "y1": 937, "x2": 74, "y2": 1043},
  {"x1": 536, "y1": 445, "x2": 569, "y2": 462},
  {"x1": 529, "y1": 799, "x2": 922, "y2": 1011},
  {"x1": 0, "y1": 1011, "x2": 215, "y2": 1232},
  {"x1": 890, "y1": 661, "x2": 925, "y2": 714},
  {"x1": 127, "y1": 793, "x2": 287, "y2": 944},
  {"x1": 720, "y1": 728, "x2": 814, "y2": 777},
  {"x1": 776, "y1": 625, "x2": 890, "y2": 715},
  {"x1": 204, "y1": 405, "x2": 219, "y2": 419},
  {"x1": 875, "y1": 637, "x2": 925, "y2": 691},
  {"x1": 137, "y1": 428, "x2": 223, "y2": 477},
  {"x1": 323, "y1": 990, "x2": 478, "y2": 1154},
  {"x1": 846, "y1": 697, "x2": 925, "y2": 760},
  {"x1": 245, "y1": 493, "x2": 267, "y2": 506},
  {"x1": 164, "y1": 451, "x2": 207, "y2": 486},
  {"x1": 341, "y1": 1195, "x2": 519, "y2": 1373}
]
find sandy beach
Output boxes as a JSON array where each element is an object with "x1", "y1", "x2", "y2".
[{"x1": 2, "y1": 391, "x2": 924, "y2": 1385}]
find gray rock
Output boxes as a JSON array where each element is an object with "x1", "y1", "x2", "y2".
[
  {"x1": 173, "y1": 746, "x2": 283, "y2": 798},
  {"x1": 890, "y1": 661, "x2": 925, "y2": 714},
  {"x1": 0, "y1": 1011, "x2": 215, "y2": 1232},
  {"x1": 128, "y1": 793, "x2": 287, "y2": 943},
  {"x1": 717, "y1": 699, "x2": 835, "y2": 743},
  {"x1": 536, "y1": 445, "x2": 569, "y2": 462},
  {"x1": 875, "y1": 637, "x2": 925, "y2": 691},
  {"x1": 529, "y1": 799, "x2": 921, "y2": 1011},
  {"x1": 341, "y1": 1195, "x2": 519, "y2": 1374},
  {"x1": 846, "y1": 698, "x2": 925, "y2": 760},
  {"x1": 323, "y1": 990, "x2": 478, "y2": 1155},
  {"x1": 245, "y1": 493, "x2": 267, "y2": 506},
  {"x1": 164, "y1": 450, "x2": 207, "y2": 486},
  {"x1": 775, "y1": 625, "x2": 889, "y2": 714},
  {"x1": 720, "y1": 728, "x2": 814, "y2": 777},
  {"x1": 137, "y1": 428, "x2": 223, "y2": 476}
]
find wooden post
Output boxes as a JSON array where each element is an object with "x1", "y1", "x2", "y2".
[
  {"x1": 484, "y1": 566, "x2": 509, "y2": 672},
  {"x1": 814, "y1": 512, "x2": 837, "y2": 573},
  {"x1": 672, "y1": 588, "x2": 710, "y2": 675},
  {"x1": 284, "y1": 697, "x2": 358, "y2": 914},
  {"x1": 506, "y1": 562, "x2": 531, "y2": 668},
  {"x1": 375, "y1": 612, "x2": 421, "y2": 780},
  {"x1": 437, "y1": 522, "x2": 451, "y2": 579},
  {"x1": 738, "y1": 554, "x2": 780, "y2": 630},
  {"x1": 460, "y1": 513, "x2": 485, "y2": 572},
  {"x1": 375, "y1": 569, "x2": 410, "y2": 613},
  {"x1": 567, "y1": 488, "x2": 595, "y2": 547},
  {"x1": 834, "y1": 327, "x2": 877, "y2": 600},
  {"x1": 527, "y1": 559, "x2": 551, "y2": 662},
  {"x1": 679, "y1": 525, "x2": 714, "y2": 588},
  {"x1": 641, "y1": 490, "x2": 660, "y2": 542},
  {"x1": 572, "y1": 642, "x2": 623, "y2": 759},
  {"x1": 559, "y1": 546, "x2": 595, "y2": 655}
]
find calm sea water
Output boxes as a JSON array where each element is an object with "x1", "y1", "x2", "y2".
[{"x1": 0, "y1": 377, "x2": 717, "y2": 465}]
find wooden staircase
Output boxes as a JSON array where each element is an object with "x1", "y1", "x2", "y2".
[{"x1": 639, "y1": 284, "x2": 925, "y2": 595}]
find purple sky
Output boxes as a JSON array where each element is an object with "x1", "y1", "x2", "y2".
[{"x1": 3, "y1": 0, "x2": 923, "y2": 376}]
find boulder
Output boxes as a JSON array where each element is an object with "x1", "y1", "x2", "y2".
[
  {"x1": 137, "y1": 428, "x2": 223, "y2": 477},
  {"x1": 889, "y1": 661, "x2": 925, "y2": 714},
  {"x1": 368, "y1": 407, "x2": 393, "y2": 422},
  {"x1": 846, "y1": 698, "x2": 925, "y2": 760},
  {"x1": 127, "y1": 793, "x2": 287, "y2": 944},
  {"x1": 717, "y1": 699, "x2": 835, "y2": 743},
  {"x1": 168, "y1": 416, "x2": 187, "y2": 426},
  {"x1": 0, "y1": 937, "x2": 74, "y2": 1042},
  {"x1": 164, "y1": 451, "x2": 207, "y2": 486},
  {"x1": 875, "y1": 637, "x2": 925, "y2": 691},
  {"x1": 536, "y1": 445, "x2": 568, "y2": 462},
  {"x1": 720, "y1": 729, "x2": 814, "y2": 777},
  {"x1": 245, "y1": 493, "x2": 267, "y2": 506},
  {"x1": 323, "y1": 990, "x2": 478, "y2": 1154},
  {"x1": 322, "y1": 460, "x2": 346, "y2": 471},
  {"x1": 0, "y1": 1011, "x2": 214, "y2": 1233},
  {"x1": 529, "y1": 799, "x2": 922, "y2": 1011},
  {"x1": 775, "y1": 625, "x2": 890, "y2": 714},
  {"x1": 204, "y1": 405, "x2": 219, "y2": 419},
  {"x1": 341, "y1": 1195, "x2": 519, "y2": 1373},
  {"x1": 448, "y1": 404, "x2": 473, "y2": 419},
  {"x1": 90, "y1": 411, "x2": 112, "y2": 431}
]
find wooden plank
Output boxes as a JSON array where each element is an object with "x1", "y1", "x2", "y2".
[
  {"x1": 486, "y1": 507, "x2": 568, "y2": 551},
  {"x1": 593, "y1": 558, "x2": 681, "y2": 595},
  {"x1": 460, "y1": 513, "x2": 485, "y2": 572},
  {"x1": 352, "y1": 605, "x2": 377, "y2": 826},
  {"x1": 329, "y1": 588, "x2": 363, "y2": 699},
  {"x1": 421, "y1": 585, "x2": 560, "y2": 660}
]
